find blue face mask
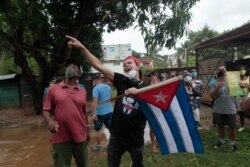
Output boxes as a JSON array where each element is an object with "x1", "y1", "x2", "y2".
[{"x1": 191, "y1": 71, "x2": 197, "y2": 78}]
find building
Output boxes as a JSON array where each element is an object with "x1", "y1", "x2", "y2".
[
  {"x1": 102, "y1": 44, "x2": 132, "y2": 61},
  {"x1": 90, "y1": 44, "x2": 133, "y2": 74},
  {"x1": 0, "y1": 74, "x2": 33, "y2": 109}
]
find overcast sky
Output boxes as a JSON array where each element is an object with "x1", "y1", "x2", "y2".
[{"x1": 102, "y1": 0, "x2": 250, "y2": 55}]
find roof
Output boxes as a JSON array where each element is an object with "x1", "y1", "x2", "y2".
[
  {"x1": 0, "y1": 74, "x2": 17, "y2": 81},
  {"x1": 194, "y1": 22, "x2": 250, "y2": 50}
]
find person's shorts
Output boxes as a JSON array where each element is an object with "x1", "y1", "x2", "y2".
[
  {"x1": 213, "y1": 113, "x2": 236, "y2": 128},
  {"x1": 94, "y1": 112, "x2": 112, "y2": 131}
]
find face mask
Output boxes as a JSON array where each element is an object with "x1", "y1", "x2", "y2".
[
  {"x1": 217, "y1": 70, "x2": 225, "y2": 77},
  {"x1": 125, "y1": 70, "x2": 137, "y2": 78},
  {"x1": 184, "y1": 76, "x2": 192, "y2": 82},
  {"x1": 65, "y1": 67, "x2": 80, "y2": 78},
  {"x1": 240, "y1": 70, "x2": 246, "y2": 76},
  {"x1": 191, "y1": 71, "x2": 197, "y2": 78}
]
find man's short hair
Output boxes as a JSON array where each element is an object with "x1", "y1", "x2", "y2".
[
  {"x1": 150, "y1": 73, "x2": 159, "y2": 78},
  {"x1": 123, "y1": 56, "x2": 141, "y2": 66},
  {"x1": 66, "y1": 58, "x2": 81, "y2": 70},
  {"x1": 92, "y1": 74, "x2": 101, "y2": 80}
]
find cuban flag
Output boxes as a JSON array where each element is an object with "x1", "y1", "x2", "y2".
[{"x1": 135, "y1": 77, "x2": 204, "y2": 154}]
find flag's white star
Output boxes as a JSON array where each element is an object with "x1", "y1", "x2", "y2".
[{"x1": 153, "y1": 91, "x2": 168, "y2": 103}]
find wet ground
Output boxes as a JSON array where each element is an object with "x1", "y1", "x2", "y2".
[
  {"x1": 0, "y1": 104, "x2": 248, "y2": 167},
  {"x1": 0, "y1": 104, "x2": 109, "y2": 167}
]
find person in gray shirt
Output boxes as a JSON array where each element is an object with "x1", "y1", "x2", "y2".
[{"x1": 209, "y1": 66, "x2": 237, "y2": 152}]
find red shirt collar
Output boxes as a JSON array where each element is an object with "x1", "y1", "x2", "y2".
[{"x1": 60, "y1": 81, "x2": 80, "y2": 90}]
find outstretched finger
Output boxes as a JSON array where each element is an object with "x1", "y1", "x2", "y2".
[
  {"x1": 67, "y1": 41, "x2": 73, "y2": 48},
  {"x1": 65, "y1": 35, "x2": 75, "y2": 41}
]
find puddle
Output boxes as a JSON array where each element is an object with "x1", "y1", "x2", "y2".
[{"x1": 0, "y1": 140, "x2": 23, "y2": 144}]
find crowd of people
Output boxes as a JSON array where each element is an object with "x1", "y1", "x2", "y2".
[
  {"x1": 41, "y1": 35, "x2": 250, "y2": 167},
  {"x1": 183, "y1": 69, "x2": 203, "y2": 129}
]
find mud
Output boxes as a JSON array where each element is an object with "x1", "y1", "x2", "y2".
[{"x1": 0, "y1": 105, "x2": 109, "y2": 167}]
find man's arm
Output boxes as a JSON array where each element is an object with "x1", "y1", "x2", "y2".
[
  {"x1": 66, "y1": 35, "x2": 114, "y2": 82},
  {"x1": 82, "y1": 105, "x2": 90, "y2": 142},
  {"x1": 43, "y1": 110, "x2": 59, "y2": 133},
  {"x1": 191, "y1": 83, "x2": 202, "y2": 97},
  {"x1": 241, "y1": 97, "x2": 250, "y2": 113},
  {"x1": 192, "y1": 87, "x2": 202, "y2": 97},
  {"x1": 209, "y1": 87, "x2": 219, "y2": 99},
  {"x1": 92, "y1": 97, "x2": 98, "y2": 120},
  {"x1": 209, "y1": 81, "x2": 224, "y2": 99},
  {"x1": 43, "y1": 93, "x2": 47, "y2": 104}
]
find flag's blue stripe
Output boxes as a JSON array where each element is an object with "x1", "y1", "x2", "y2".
[
  {"x1": 162, "y1": 108, "x2": 186, "y2": 152},
  {"x1": 138, "y1": 100, "x2": 170, "y2": 154},
  {"x1": 137, "y1": 81, "x2": 204, "y2": 154},
  {"x1": 176, "y1": 81, "x2": 204, "y2": 153}
]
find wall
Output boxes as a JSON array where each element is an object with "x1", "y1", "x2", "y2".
[{"x1": 0, "y1": 79, "x2": 20, "y2": 109}]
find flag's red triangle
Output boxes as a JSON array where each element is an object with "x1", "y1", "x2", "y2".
[{"x1": 135, "y1": 80, "x2": 180, "y2": 111}]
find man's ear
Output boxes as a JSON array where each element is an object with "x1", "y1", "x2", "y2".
[{"x1": 136, "y1": 65, "x2": 141, "y2": 71}]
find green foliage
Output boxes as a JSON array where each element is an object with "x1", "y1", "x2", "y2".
[
  {"x1": 27, "y1": 57, "x2": 39, "y2": 75},
  {"x1": 0, "y1": 57, "x2": 21, "y2": 74},
  {"x1": 140, "y1": 65, "x2": 151, "y2": 77},
  {"x1": 188, "y1": 25, "x2": 219, "y2": 46},
  {"x1": 177, "y1": 25, "x2": 222, "y2": 59},
  {"x1": 132, "y1": 50, "x2": 143, "y2": 59},
  {"x1": 184, "y1": 55, "x2": 196, "y2": 67},
  {"x1": 0, "y1": 56, "x2": 40, "y2": 75},
  {"x1": 176, "y1": 26, "x2": 218, "y2": 58},
  {"x1": 176, "y1": 25, "x2": 250, "y2": 63},
  {"x1": 154, "y1": 58, "x2": 169, "y2": 69},
  {"x1": 104, "y1": 0, "x2": 198, "y2": 50},
  {"x1": 137, "y1": 0, "x2": 198, "y2": 49},
  {"x1": 0, "y1": 0, "x2": 199, "y2": 112},
  {"x1": 70, "y1": 26, "x2": 103, "y2": 72},
  {"x1": 0, "y1": 0, "x2": 199, "y2": 75},
  {"x1": 145, "y1": 44, "x2": 162, "y2": 58}
]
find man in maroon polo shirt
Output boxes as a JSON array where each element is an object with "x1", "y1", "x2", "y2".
[{"x1": 43, "y1": 58, "x2": 89, "y2": 167}]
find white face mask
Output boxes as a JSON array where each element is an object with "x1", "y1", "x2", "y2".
[
  {"x1": 65, "y1": 67, "x2": 80, "y2": 78},
  {"x1": 125, "y1": 70, "x2": 137, "y2": 78}
]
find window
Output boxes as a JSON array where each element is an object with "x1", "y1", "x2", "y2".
[
  {"x1": 109, "y1": 47, "x2": 115, "y2": 52},
  {"x1": 113, "y1": 61, "x2": 120, "y2": 65}
]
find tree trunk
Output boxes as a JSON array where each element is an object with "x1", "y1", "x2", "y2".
[{"x1": 2, "y1": 0, "x2": 99, "y2": 114}]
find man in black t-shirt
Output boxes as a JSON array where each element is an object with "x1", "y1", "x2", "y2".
[
  {"x1": 66, "y1": 35, "x2": 147, "y2": 167},
  {"x1": 109, "y1": 72, "x2": 146, "y2": 167}
]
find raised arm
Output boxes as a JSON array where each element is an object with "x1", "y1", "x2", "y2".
[
  {"x1": 66, "y1": 35, "x2": 114, "y2": 81},
  {"x1": 209, "y1": 81, "x2": 224, "y2": 99}
]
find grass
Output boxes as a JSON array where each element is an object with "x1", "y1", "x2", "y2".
[{"x1": 87, "y1": 127, "x2": 250, "y2": 167}]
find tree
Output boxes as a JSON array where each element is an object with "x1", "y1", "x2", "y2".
[
  {"x1": 153, "y1": 55, "x2": 169, "y2": 69},
  {"x1": 176, "y1": 25, "x2": 230, "y2": 67},
  {"x1": 145, "y1": 44, "x2": 161, "y2": 58},
  {"x1": 132, "y1": 50, "x2": 142, "y2": 59},
  {"x1": 0, "y1": 0, "x2": 199, "y2": 113}
]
